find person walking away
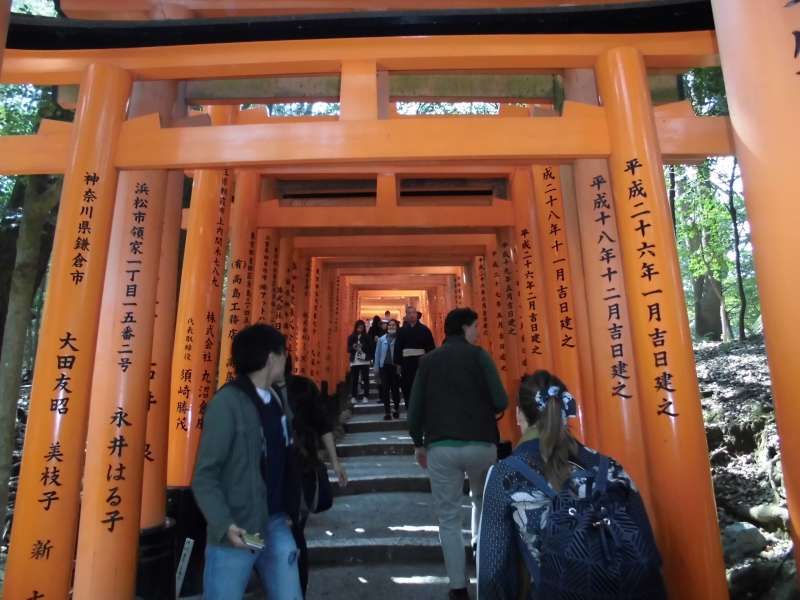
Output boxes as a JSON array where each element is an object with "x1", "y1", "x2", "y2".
[
  {"x1": 394, "y1": 305, "x2": 435, "y2": 408},
  {"x1": 374, "y1": 319, "x2": 402, "y2": 420},
  {"x1": 477, "y1": 370, "x2": 665, "y2": 600},
  {"x1": 192, "y1": 324, "x2": 303, "y2": 600},
  {"x1": 408, "y1": 307, "x2": 508, "y2": 600},
  {"x1": 347, "y1": 320, "x2": 371, "y2": 404},
  {"x1": 273, "y1": 356, "x2": 348, "y2": 597},
  {"x1": 368, "y1": 314, "x2": 384, "y2": 350}
]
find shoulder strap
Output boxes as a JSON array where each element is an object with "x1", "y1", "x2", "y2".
[
  {"x1": 574, "y1": 445, "x2": 611, "y2": 494},
  {"x1": 505, "y1": 456, "x2": 557, "y2": 500}
]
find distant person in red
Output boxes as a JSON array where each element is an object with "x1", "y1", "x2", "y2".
[{"x1": 394, "y1": 305, "x2": 435, "y2": 409}]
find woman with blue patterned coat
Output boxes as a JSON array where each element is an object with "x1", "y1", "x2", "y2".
[{"x1": 477, "y1": 371, "x2": 663, "y2": 600}]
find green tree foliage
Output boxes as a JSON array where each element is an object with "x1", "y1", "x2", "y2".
[{"x1": 670, "y1": 67, "x2": 761, "y2": 340}]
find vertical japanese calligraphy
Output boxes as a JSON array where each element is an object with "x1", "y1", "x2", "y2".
[
  {"x1": 531, "y1": 165, "x2": 585, "y2": 439},
  {"x1": 590, "y1": 173, "x2": 635, "y2": 405},
  {"x1": 4, "y1": 64, "x2": 131, "y2": 600},
  {"x1": 168, "y1": 165, "x2": 232, "y2": 488}
]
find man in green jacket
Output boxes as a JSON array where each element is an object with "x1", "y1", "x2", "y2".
[
  {"x1": 192, "y1": 324, "x2": 302, "y2": 600},
  {"x1": 408, "y1": 307, "x2": 508, "y2": 600}
]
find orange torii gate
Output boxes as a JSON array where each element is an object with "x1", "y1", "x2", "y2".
[{"x1": 0, "y1": 2, "x2": 798, "y2": 599}]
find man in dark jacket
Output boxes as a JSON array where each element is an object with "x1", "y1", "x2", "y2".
[
  {"x1": 394, "y1": 304, "x2": 436, "y2": 409},
  {"x1": 192, "y1": 324, "x2": 302, "y2": 600},
  {"x1": 408, "y1": 307, "x2": 508, "y2": 600}
]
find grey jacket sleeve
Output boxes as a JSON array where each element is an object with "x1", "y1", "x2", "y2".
[{"x1": 191, "y1": 392, "x2": 236, "y2": 544}]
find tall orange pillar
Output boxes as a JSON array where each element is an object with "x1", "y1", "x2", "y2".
[
  {"x1": 294, "y1": 255, "x2": 312, "y2": 373},
  {"x1": 167, "y1": 105, "x2": 236, "y2": 488},
  {"x1": 564, "y1": 68, "x2": 655, "y2": 519},
  {"x1": 497, "y1": 228, "x2": 524, "y2": 440},
  {"x1": 711, "y1": 0, "x2": 800, "y2": 554},
  {"x1": 285, "y1": 248, "x2": 300, "y2": 361},
  {"x1": 596, "y1": 46, "x2": 727, "y2": 598},
  {"x1": 73, "y1": 80, "x2": 179, "y2": 598},
  {"x1": 251, "y1": 228, "x2": 276, "y2": 324},
  {"x1": 471, "y1": 259, "x2": 489, "y2": 346},
  {"x1": 510, "y1": 168, "x2": 553, "y2": 377},
  {"x1": 306, "y1": 257, "x2": 322, "y2": 380},
  {"x1": 483, "y1": 245, "x2": 507, "y2": 375},
  {"x1": 484, "y1": 241, "x2": 517, "y2": 441},
  {"x1": 531, "y1": 165, "x2": 594, "y2": 445},
  {"x1": 141, "y1": 169, "x2": 184, "y2": 530},
  {"x1": 4, "y1": 64, "x2": 131, "y2": 600},
  {"x1": 218, "y1": 170, "x2": 260, "y2": 385},
  {"x1": 272, "y1": 235, "x2": 293, "y2": 335},
  {"x1": 559, "y1": 167, "x2": 599, "y2": 441}
]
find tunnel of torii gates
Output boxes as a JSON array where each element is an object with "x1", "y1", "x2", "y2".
[{"x1": 0, "y1": 1, "x2": 798, "y2": 599}]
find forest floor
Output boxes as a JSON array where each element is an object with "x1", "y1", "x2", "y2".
[{"x1": 697, "y1": 337, "x2": 797, "y2": 599}]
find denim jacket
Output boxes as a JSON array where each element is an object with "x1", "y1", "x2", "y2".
[{"x1": 373, "y1": 334, "x2": 397, "y2": 370}]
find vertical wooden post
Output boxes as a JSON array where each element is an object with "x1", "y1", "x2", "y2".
[
  {"x1": 559, "y1": 166, "x2": 599, "y2": 442},
  {"x1": 510, "y1": 168, "x2": 553, "y2": 377},
  {"x1": 251, "y1": 228, "x2": 275, "y2": 324},
  {"x1": 564, "y1": 68, "x2": 655, "y2": 519},
  {"x1": 295, "y1": 255, "x2": 313, "y2": 376},
  {"x1": 306, "y1": 257, "x2": 322, "y2": 380},
  {"x1": 711, "y1": 0, "x2": 800, "y2": 555},
  {"x1": 273, "y1": 235, "x2": 293, "y2": 334},
  {"x1": 472, "y1": 258, "x2": 492, "y2": 354},
  {"x1": 4, "y1": 63, "x2": 131, "y2": 600},
  {"x1": 141, "y1": 169, "x2": 184, "y2": 530},
  {"x1": 340, "y1": 60, "x2": 379, "y2": 120},
  {"x1": 497, "y1": 228, "x2": 524, "y2": 441},
  {"x1": 166, "y1": 106, "x2": 236, "y2": 488},
  {"x1": 483, "y1": 239, "x2": 516, "y2": 441},
  {"x1": 73, "y1": 79, "x2": 178, "y2": 598},
  {"x1": 218, "y1": 170, "x2": 260, "y2": 385},
  {"x1": 596, "y1": 46, "x2": 727, "y2": 598},
  {"x1": 531, "y1": 165, "x2": 595, "y2": 445}
]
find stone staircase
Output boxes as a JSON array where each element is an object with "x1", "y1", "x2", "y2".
[{"x1": 305, "y1": 375, "x2": 476, "y2": 599}]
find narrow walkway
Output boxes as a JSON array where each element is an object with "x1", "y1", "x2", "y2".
[{"x1": 305, "y1": 380, "x2": 477, "y2": 599}]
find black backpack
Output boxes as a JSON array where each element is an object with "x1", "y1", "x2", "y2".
[{"x1": 506, "y1": 447, "x2": 666, "y2": 600}]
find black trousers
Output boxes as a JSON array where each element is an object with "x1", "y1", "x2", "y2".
[
  {"x1": 350, "y1": 364, "x2": 370, "y2": 397},
  {"x1": 379, "y1": 365, "x2": 401, "y2": 414},
  {"x1": 400, "y1": 356, "x2": 421, "y2": 408}
]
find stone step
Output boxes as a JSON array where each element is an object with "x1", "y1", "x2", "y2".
[
  {"x1": 336, "y1": 431, "x2": 415, "y2": 457},
  {"x1": 344, "y1": 414, "x2": 409, "y2": 433},
  {"x1": 351, "y1": 401, "x2": 402, "y2": 415},
  {"x1": 328, "y1": 455, "x2": 429, "y2": 495},
  {"x1": 306, "y1": 492, "x2": 472, "y2": 565},
  {"x1": 307, "y1": 562, "x2": 476, "y2": 600}
]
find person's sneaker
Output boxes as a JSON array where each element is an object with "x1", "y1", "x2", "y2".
[
  {"x1": 350, "y1": 396, "x2": 357, "y2": 406},
  {"x1": 392, "y1": 411, "x2": 400, "y2": 419},
  {"x1": 383, "y1": 414, "x2": 392, "y2": 421},
  {"x1": 448, "y1": 589, "x2": 470, "y2": 600},
  {"x1": 361, "y1": 396, "x2": 370, "y2": 404}
]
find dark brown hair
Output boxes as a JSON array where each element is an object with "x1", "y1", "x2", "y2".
[{"x1": 517, "y1": 370, "x2": 578, "y2": 490}]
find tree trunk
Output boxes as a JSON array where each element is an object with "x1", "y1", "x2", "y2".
[
  {"x1": 0, "y1": 175, "x2": 61, "y2": 535},
  {"x1": 0, "y1": 178, "x2": 29, "y2": 354},
  {"x1": 725, "y1": 159, "x2": 747, "y2": 340},
  {"x1": 695, "y1": 274, "x2": 723, "y2": 341}
]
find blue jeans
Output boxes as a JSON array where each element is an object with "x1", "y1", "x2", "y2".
[{"x1": 203, "y1": 513, "x2": 302, "y2": 600}]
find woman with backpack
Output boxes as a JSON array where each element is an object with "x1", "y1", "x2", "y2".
[{"x1": 477, "y1": 370, "x2": 665, "y2": 600}]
